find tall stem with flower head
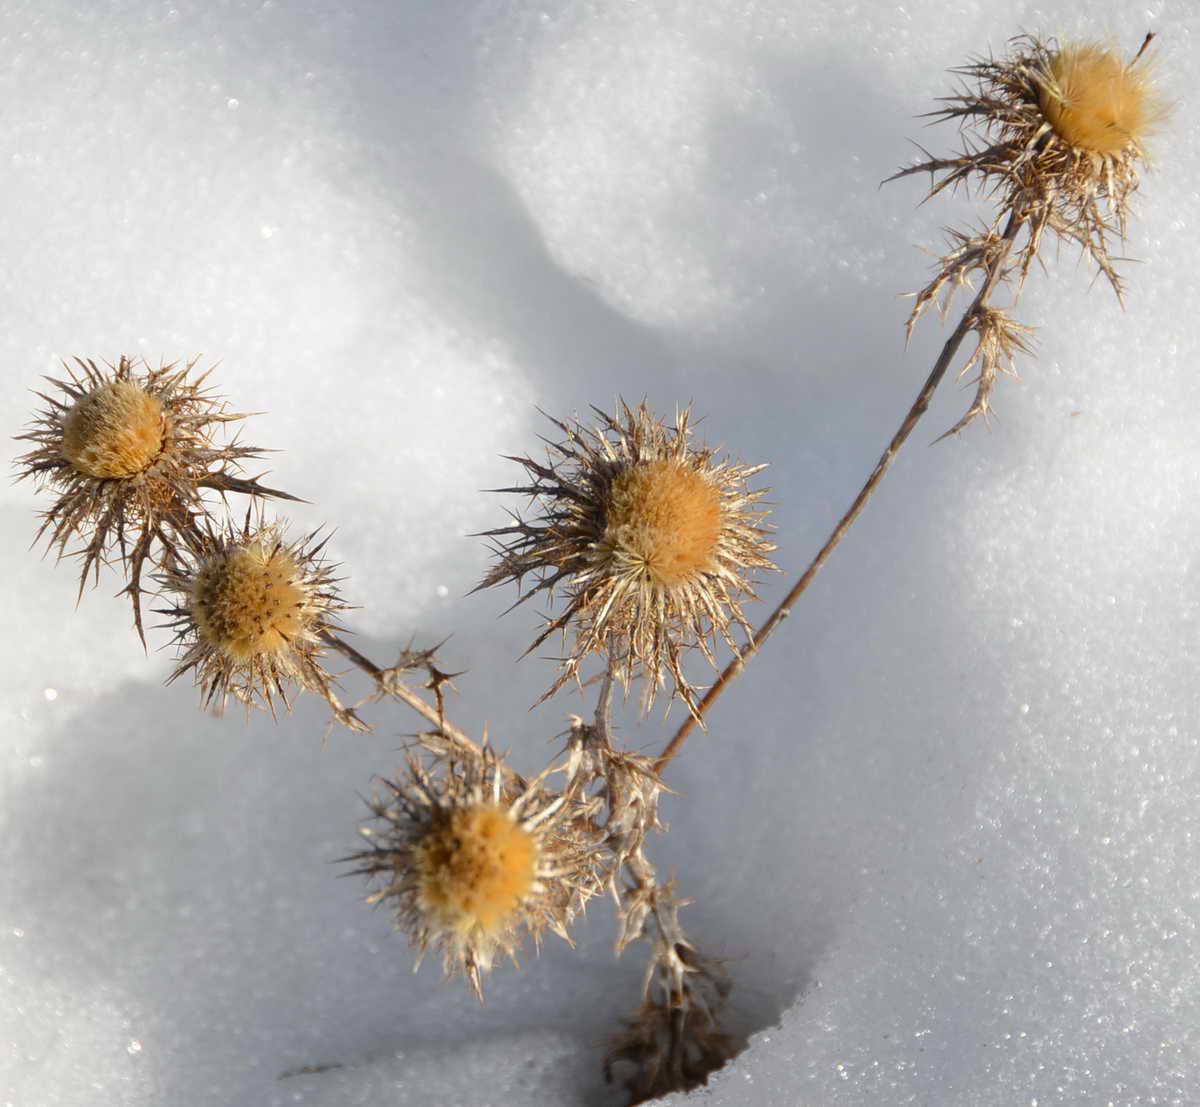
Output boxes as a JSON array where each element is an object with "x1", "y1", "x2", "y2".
[{"x1": 656, "y1": 32, "x2": 1165, "y2": 773}]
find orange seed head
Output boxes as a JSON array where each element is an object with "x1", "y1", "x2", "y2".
[
  {"x1": 1039, "y1": 43, "x2": 1157, "y2": 157},
  {"x1": 60, "y1": 379, "x2": 164, "y2": 478},
  {"x1": 604, "y1": 459, "x2": 723, "y2": 588},
  {"x1": 190, "y1": 539, "x2": 308, "y2": 661},
  {"x1": 414, "y1": 805, "x2": 538, "y2": 936}
]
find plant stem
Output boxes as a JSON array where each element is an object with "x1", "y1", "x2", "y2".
[
  {"x1": 654, "y1": 212, "x2": 1024, "y2": 774},
  {"x1": 594, "y1": 654, "x2": 616, "y2": 744},
  {"x1": 320, "y1": 630, "x2": 483, "y2": 757}
]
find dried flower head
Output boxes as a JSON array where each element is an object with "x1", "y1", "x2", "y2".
[
  {"x1": 60, "y1": 377, "x2": 165, "y2": 478},
  {"x1": 14, "y1": 356, "x2": 295, "y2": 640},
  {"x1": 887, "y1": 33, "x2": 1166, "y2": 436},
  {"x1": 344, "y1": 739, "x2": 601, "y2": 1000},
  {"x1": 1037, "y1": 42, "x2": 1160, "y2": 158},
  {"x1": 158, "y1": 515, "x2": 347, "y2": 717},
  {"x1": 893, "y1": 34, "x2": 1166, "y2": 298},
  {"x1": 479, "y1": 401, "x2": 776, "y2": 717}
]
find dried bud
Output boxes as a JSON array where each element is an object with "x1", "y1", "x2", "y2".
[
  {"x1": 14, "y1": 356, "x2": 296, "y2": 640},
  {"x1": 479, "y1": 401, "x2": 776, "y2": 717},
  {"x1": 343, "y1": 741, "x2": 602, "y2": 1000},
  {"x1": 158, "y1": 517, "x2": 347, "y2": 717}
]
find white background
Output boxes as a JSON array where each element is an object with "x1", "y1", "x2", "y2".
[{"x1": 2, "y1": 1, "x2": 1197, "y2": 1104}]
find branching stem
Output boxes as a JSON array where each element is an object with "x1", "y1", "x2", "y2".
[{"x1": 319, "y1": 630, "x2": 483, "y2": 757}]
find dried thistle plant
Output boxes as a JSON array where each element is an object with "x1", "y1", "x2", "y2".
[
  {"x1": 478, "y1": 400, "x2": 776, "y2": 718},
  {"x1": 158, "y1": 515, "x2": 353, "y2": 721},
  {"x1": 343, "y1": 736, "x2": 603, "y2": 1000},
  {"x1": 13, "y1": 355, "x2": 295, "y2": 641},
  {"x1": 892, "y1": 32, "x2": 1166, "y2": 433},
  {"x1": 16, "y1": 32, "x2": 1172, "y2": 1104}
]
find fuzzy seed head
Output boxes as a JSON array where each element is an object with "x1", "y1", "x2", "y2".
[
  {"x1": 479, "y1": 401, "x2": 776, "y2": 718},
  {"x1": 60, "y1": 379, "x2": 164, "y2": 478},
  {"x1": 414, "y1": 804, "x2": 538, "y2": 937},
  {"x1": 1039, "y1": 43, "x2": 1157, "y2": 157},
  {"x1": 160, "y1": 519, "x2": 347, "y2": 717},
  {"x1": 190, "y1": 538, "x2": 308, "y2": 661},
  {"x1": 345, "y1": 741, "x2": 603, "y2": 1000},
  {"x1": 603, "y1": 460, "x2": 723, "y2": 589},
  {"x1": 891, "y1": 33, "x2": 1168, "y2": 353}
]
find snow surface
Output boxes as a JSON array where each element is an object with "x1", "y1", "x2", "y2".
[{"x1": 2, "y1": 1, "x2": 1198, "y2": 1104}]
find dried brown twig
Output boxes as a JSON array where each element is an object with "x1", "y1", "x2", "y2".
[
  {"x1": 320, "y1": 632, "x2": 483, "y2": 755},
  {"x1": 656, "y1": 212, "x2": 1022, "y2": 772}
]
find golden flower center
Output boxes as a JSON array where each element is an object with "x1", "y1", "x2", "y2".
[
  {"x1": 190, "y1": 540, "x2": 308, "y2": 661},
  {"x1": 1039, "y1": 45, "x2": 1151, "y2": 157},
  {"x1": 60, "y1": 379, "x2": 164, "y2": 478},
  {"x1": 604, "y1": 459, "x2": 723, "y2": 587},
  {"x1": 415, "y1": 805, "x2": 538, "y2": 935}
]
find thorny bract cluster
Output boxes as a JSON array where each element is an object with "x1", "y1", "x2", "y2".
[
  {"x1": 342, "y1": 735, "x2": 604, "y2": 1000},
  {"x1": 14, "y1": 30, "x2": 1165, "y2": 1106},
  {"x1": 158, "y1": 516, "x2": 352, "y2": 720}
]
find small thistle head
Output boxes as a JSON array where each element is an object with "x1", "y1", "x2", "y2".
[
  {"x1": 344, "y1": 739, "x2": 601, "y2": 1000},
  {"x1": 892, "y1": 34, "x2": 1167, "y2": 298},
  {"x1": 14, "y1": 356, "x2": 295, "y2": 641},
  {"x1": 159, "y1": 516, "x2": 347, "y2": 717},
  {"x1": 479, "y1": 400, "x2": 776, "y2": 717}
]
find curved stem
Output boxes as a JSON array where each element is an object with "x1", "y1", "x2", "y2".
[{"x1": 655, "y1": 213, "x2": 1024, "y2": 774}]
